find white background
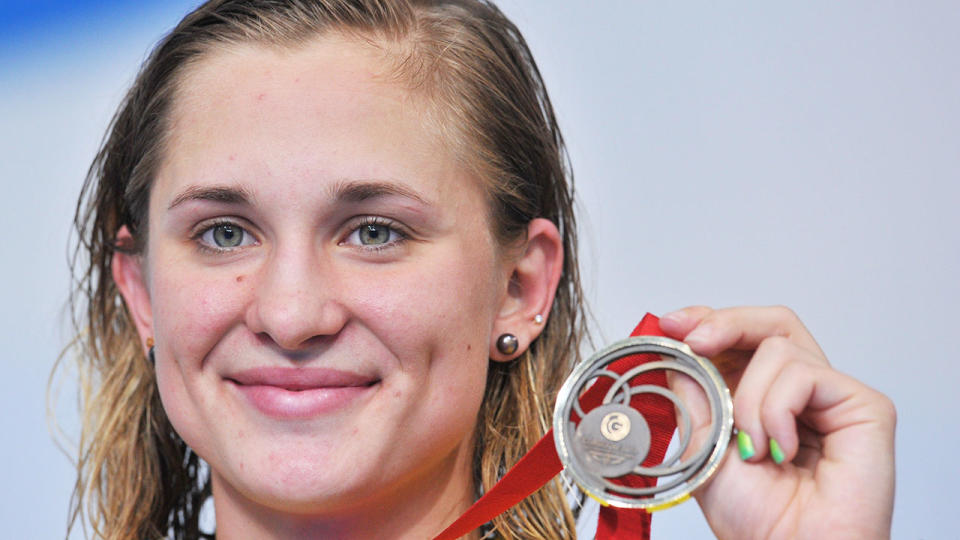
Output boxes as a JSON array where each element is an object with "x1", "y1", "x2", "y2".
[{"x1": 1, "y1": 1, "x2": 956, "y2": 537}]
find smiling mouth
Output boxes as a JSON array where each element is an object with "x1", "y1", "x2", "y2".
[
  {"x1": 227, "y1": 367, "x2": 381, "y2": 418},
  {"x1": 227, "y1": 366, "x2": 380, "y2": 388}
]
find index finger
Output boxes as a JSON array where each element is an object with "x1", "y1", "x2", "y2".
[{"x1": 660, "y1": 305, "x2": 826, "y2": 361}]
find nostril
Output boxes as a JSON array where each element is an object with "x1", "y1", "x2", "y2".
[
  {"x1": 252, "y1": 331, "x2": 338, "y2": 358},
  {"x1": 245, "y1": 284, "x2": 351, "y2": 351}
]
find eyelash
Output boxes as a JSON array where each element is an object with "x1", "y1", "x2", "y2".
[
  {"x1": 190, "y1": 216, "x2": 409, "y2": 254},
  {"x1": 192, "y1": 219, "x2": 258, "y2": 254},
  {"x1": 343, "y1": 216, "x2": 408, "y2": 252}
]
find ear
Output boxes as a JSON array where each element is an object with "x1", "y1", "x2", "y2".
[
  {"x1": 112, "y1": 226, "x2": 154, "y2": 351},
  {"x1": 490, "y1": 218, "x2": 564, "y2": 362}
]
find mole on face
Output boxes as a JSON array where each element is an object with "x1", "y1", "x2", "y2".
[{"x1": 236, "y1": 275, "x2": 245, "y2": 283}]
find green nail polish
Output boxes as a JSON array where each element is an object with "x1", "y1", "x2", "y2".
[
  {"x1": 737, "y1": 430, "x2": 755, "y2": 460},
  {"x1": 769, "y1": 438, "x2": 785, "y2": 464}
]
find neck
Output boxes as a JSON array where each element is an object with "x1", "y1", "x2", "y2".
[{"x1": 211, "y1": 440, "x2": 478, "y2": 540}]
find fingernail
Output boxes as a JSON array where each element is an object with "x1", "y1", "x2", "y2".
[
  {"x1": 661, "y1": 310, "x2": 686, "y2": 325},
  {"x1": 769, "y1": 438, "x2": 785, "y2": 464},
  {"x1": 737, "y1": 430, "x2": 756, "y2": 460},
  {"x1": 685, "y1": 323, "x2": 716, "y2": 347}
]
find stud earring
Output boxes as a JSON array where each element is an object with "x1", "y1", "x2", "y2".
[
  {"x1": 534, "y1": 314, "x2": 544, "y2": 324},
  {"x1": 146, "y1": 337, "x2": 155, "y2": 365},
  {"x1": 496, "y1": 333, "x2": 519, "y2": 355}
]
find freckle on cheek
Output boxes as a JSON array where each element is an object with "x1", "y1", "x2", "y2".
[
  {"x1": 466, "y1": 344, "x2": 472, "y2": 351},
  {"x1": 236, "y1": 275, "x2": 244, "y2": 283},
  {"x1": 394, "y1": 390, "x2": 402, "y2": 399}
]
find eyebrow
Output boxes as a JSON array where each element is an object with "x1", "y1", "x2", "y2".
[
  {"x1": 168, "y1": 185, "x2": 254, "y2": 210},
  {"x1": 166, "y1": 179, "x2": 430, "y2": 210},
  {"x1": 329, "y1": 179, "x2": 431, "y2": 207}
]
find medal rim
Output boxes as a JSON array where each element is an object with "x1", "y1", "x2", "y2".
[{"x1": 552, "y1": 335, "x2": 734, "y2": 510}]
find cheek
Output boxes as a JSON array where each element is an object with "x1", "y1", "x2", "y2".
[
  {"x1": 150, "y1": 264, "x2": 250, "y2": 453},
  {"x1": 349, "y1": 248, "x2": 503, "y2": 438},
  {"x1": 151, "y1": 265, "x2": 249, "y2": 361},
  {"x1": 353, "y1": 260, "x2": 493, "y2": 458},
  {"x1": 353, "y1": 249, "x2": 502, "y2": 365}
]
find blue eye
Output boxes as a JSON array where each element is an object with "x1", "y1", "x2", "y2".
[
  {"x1": 199, "y1": 222, "x2": 256, "y2": 250},
  {"x1": 345, "y1": 218, "x2": 406, "y2": 249},
  {"x1": 213, "y1": 224, "x2": 243, "y2": 247},
  {"x1": 359, "y1": 223, "x2": 391, "y2": 245}
]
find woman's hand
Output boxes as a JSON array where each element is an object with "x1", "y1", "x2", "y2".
[{"x1": 659, "y1": 306, "x2": 896, "y2": 540}]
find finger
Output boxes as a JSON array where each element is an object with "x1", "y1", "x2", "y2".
[
  {"x1": 671, "y1": 305, "x2": 826, "y2": 360},
  {"x1": 731, "y1": 336, "x2": 824, "y2": 462},
  {"x1": 659, "y1": 305, "x2": 713, "y2": 339},
  {"x1": 664, "y1": 368, "x2": 714, "y2": 462},
  {"x1": 758, "y1": 357, "x2": 895, "y2": 471},
  {"x1": 709, "y1": 349, "x2": 751, "y2": 388},
  {"x1": 756, "y1": 360, "x2": 820, "y2": 464}
]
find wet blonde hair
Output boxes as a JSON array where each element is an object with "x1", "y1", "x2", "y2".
[{"x1": 63, "y1": 1, "x2": 586, "y2": 538}]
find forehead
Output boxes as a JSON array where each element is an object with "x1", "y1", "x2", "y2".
[
  {"x1": 174, "y1": 34, "x2": 412, "y2": 119},
  {"x1": 160, "y1": 36, "x2": 467, "y2": 203}
]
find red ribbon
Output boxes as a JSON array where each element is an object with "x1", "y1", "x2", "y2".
[{"x1": 434, "y1": 313, "x2": 677, "y2": 539}]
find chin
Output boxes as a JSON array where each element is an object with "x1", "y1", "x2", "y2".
[{"x1": 217, "y1": 457, "x2": 385, "y2": 516}]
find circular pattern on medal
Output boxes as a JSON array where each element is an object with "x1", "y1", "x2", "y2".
[
  {"x1": 552, "y1": 336, "x2": 734, "y2": 510},
  {"x1": 574, "y1": 403, "x2": 650, "y2": 478}
]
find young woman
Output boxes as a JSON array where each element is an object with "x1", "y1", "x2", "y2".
[{"x1": 68, "y1": 1, "x2": 896, "y2": 538}]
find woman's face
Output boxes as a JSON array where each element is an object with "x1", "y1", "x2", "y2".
[{"x1": 137, "y1": 37, "x2": 511, "y2": 518}]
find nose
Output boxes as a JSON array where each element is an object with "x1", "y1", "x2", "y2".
[{"x1": 245, "y1": 242, "x2": 348, "y2": 351}]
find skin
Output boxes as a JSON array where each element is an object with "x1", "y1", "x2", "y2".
[
  {"x1": 661, "y1": 306, "x2": 896, "y2": 539},
  {"x1": 112, "y1": 36, "x2": 563, "y2": 539},
  {"x1": 110, "y1": 32, "x2": 896, "y2": 540}
]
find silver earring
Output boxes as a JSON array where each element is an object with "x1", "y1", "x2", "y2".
[
  {"x1": 496, "y1": 333, "x2": 519, "y2": 355},
  {"x1": 534, "y1": 314, "x2": 544, "y2": 324}
]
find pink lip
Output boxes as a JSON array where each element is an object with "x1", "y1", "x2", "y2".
[{"x1": 227, "y1": 367, "x2": 379, "y2": 419}]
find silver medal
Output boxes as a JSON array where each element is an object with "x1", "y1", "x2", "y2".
[{"x1": 553, "y1": 335, "x2": 734, "y2": 511}]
